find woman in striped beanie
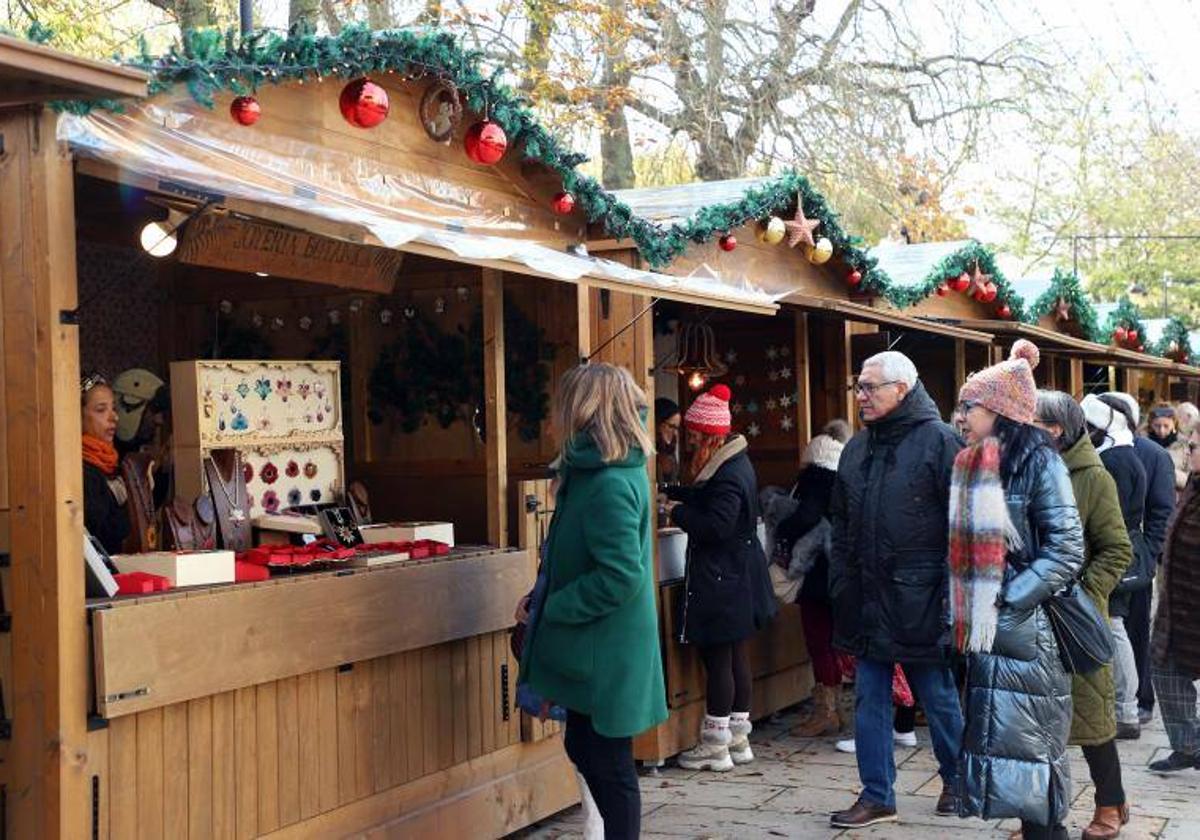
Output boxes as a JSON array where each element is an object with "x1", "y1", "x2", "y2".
[
  {"x1": 663, "y1": 384, "x2": 777, "y2": 771},
  {"x1": 951, "y1": 340, "x2": 1085, "y2": 840}
]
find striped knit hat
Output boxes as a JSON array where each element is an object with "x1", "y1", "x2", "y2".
[
  {"x1": 958, "y1": 339, "x2": 1041, "y2": 425},
  {"x1": 684, "y1": 384, "x2": 733, "y2": 436}
]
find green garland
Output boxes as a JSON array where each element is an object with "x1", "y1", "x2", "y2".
[
  {"x1": 877, "y1": 241, "x2": 1025, "y2": 319},
  {"x1": 1153, "y1": 317, "x2": 1193, "y2": 364},
  {"x1": 1024, "y1": 268, "x2": 1101, "y2": 342},
  {"x1": 1101, "y1": 297, "x2": 1148, "y2": 347}
]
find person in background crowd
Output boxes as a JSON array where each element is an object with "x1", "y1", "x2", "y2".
[
  {"x1": 1146, "y1": 404, "x2": 1191, "y2": 492},
  {"x1": 775, "y1": 431, "x2": 844, "y2": 736},
  {"x1": 828, "y1": 351, "x2": 964, "y2": 829},
  {"x1": 81, "y1": 372, "x2": 131, "y2": 555},
  {"x1": 1104, "y1": 393, "x2": 1174, "y2": 726},
  {"x1": 1176, "y1": 401, "x2": 1199, "y2": 439},
  {"x1": 953, "y1": 342, "x2": 1083, "y2": 840},
  {"x1": 664, "y1": 384, "x2": 777, "y2": 772},
  {"x1": 1150, "y1": 422, "x2": 1200, "y2": 773},
  {"x1": 822, "y1": 417, "x2": 852, "y2": 443},
  {"x1": 519, "y1": 363, "x2": 667, "y2": 839},
  {"x1": 654, "y1": 397, "x2": 682, "y2": 485},
  {"x1": 1081, "y1": 394, "x2": 1149, "y2": 740},
  {"x1": 1035, "y1": 391, "x2": 1134, "y2": 840}
]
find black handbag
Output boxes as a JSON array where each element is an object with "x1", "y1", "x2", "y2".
[{"x1": 1044, "y1": 582, "x2": 1114, "y2": 674}]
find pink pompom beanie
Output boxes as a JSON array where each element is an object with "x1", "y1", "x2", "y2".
[
  {"x1": 958, "y1": 339, "x2": 1041, "y2": 425},
  {"x1": 684, "y1": 384, "x2": 733, "y2": 436}
]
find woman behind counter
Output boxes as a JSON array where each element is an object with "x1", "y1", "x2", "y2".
[
  {"x1": 665, "y1": 384, "x2": 776, "y2": 772},
  {"x1": 81, "y1": 373, "x2": 131, "y2": 554}
]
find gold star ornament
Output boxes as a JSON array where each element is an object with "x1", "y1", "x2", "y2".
[{"x1": 785, "y1": 193, "x2": 820, "y2": 249}]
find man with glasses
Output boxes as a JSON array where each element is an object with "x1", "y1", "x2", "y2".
[{"x1": 829, "y1": 351, "x2": 965, "y2": 829}]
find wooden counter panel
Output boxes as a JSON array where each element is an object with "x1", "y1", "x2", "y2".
[{"x1": 93, "y1": 548, "x2": 533, "y2": 718}]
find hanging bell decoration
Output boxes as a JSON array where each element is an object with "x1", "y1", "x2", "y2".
[{"x1": 664, "y1": 317, "x2": 729, "y2": 391}]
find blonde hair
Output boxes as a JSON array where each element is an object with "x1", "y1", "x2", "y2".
[{"x1": 554, "y1": 363, "x2": 654, "y2": 464}]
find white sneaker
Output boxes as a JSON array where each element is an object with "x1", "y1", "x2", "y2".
[
  {"x1": 835, "y1": 730, "x2": 917, "y2": 754},
  {"x1": 678, "y1": 738, "x2": 735, "y2": 771},
  {"x1": 728, "y1": 716, "x2": 754, "y2": 765}
]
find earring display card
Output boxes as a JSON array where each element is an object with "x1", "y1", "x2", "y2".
[{"x1": 241, "y1": 443, "x2": 343, "y2": 516}]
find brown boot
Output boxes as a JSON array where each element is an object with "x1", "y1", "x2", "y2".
[
  {"x1": 1082, "y1": 803, "x2": 1128, "y2": 840},
  {"x1": 795, "y1": 684, "x2": 841, "y2": 737}
]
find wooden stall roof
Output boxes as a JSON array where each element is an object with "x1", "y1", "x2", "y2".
[
  {"x1": 785, "y1": 292, "x2": 993, "y2": 344},
  {"x1": 0, "y1": 34, "x2": 146, "y2": 106},
  {"x1": 937, "y1": 318, "x2": 1185, "y2": 371}
]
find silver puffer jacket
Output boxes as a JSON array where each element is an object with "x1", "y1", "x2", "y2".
[{"x1": 957, "y1": 443, "x2": 1084, "y2": 826}]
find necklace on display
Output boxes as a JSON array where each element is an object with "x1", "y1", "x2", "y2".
[{"x1": 208, "y1": 452, "x2": 246, "y2": 523}]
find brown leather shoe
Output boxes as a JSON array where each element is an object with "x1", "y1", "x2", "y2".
[
  {"x1": 934, "y1": 782, "x2": 957, "y2": 816},
  {"x1": 1082, "y1": 803, "x2": 1127, "y2": 839},
  {"x1": 830, "y1": 798, "x2": 898, "y2": 828}
]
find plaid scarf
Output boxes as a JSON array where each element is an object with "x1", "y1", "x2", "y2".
[{"x1": 948, "y1": 437, "x2": 1011, "y2": 654}]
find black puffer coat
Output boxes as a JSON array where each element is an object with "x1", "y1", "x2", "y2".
[
  {"x1": 958, "y1": 441, "x2": 1084, "y2": 826},
  {"x1": 668, "y1": 436, "x2": 777, "y2": 646},
  {"x1": 1100, "y1": 445, "x2": 1147, "y2": 617},
  {"x1": 829, "y1": 382, "x2": 962, "y2": 663},
  {"x1": 776, "y1": 465, "x2": 837, "y2": 603}
]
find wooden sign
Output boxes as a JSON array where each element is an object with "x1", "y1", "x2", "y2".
[{"x1": 179, "y1": 211, "x2": 401, "y2": 294}]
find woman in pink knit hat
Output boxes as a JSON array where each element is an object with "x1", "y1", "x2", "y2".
[
  {"x1": 663, "y1": 384, "x2": 777, "y2": 772},
  {"x1": 950, "y1": 340, "x2": 1086, "y2": 840}
]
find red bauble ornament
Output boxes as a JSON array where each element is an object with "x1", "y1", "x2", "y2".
[
  {"x1": 847, "y1": 270, "x2": 863, "y2": 287},
  {"x1": 464, "y1": 120, "x2": 508, "y2": 165},
  {"x1": 339, "y1": 78, "x2": 390, "y2": 128},
  {"x1": 719, "y1": 234, "x2": 737, "y2": 252},
  {"x1": 950, "y1": 272, "x2": 971, "y2": 292},
  {"x1": 1127, "y1": 329, "x2": 1139, "y2": 343},
  {"x1": 230, "y1": 95, "x2": 261, "y2": 126},
  {"x1": 1137, "y1": 344, "x2": 1145, "y2": 352},
  {"x1": 551, "y1": 191, "x2": 576, "y2": 215},
  {"x1": 936, "y1": 284, "x2": 949, "y2": 297},
  {"x1": 1113, "y1": 326, "x2": 1128, "y2": 344},
  {"x1": 984, "y1": 283, "x2": 999, "y2": 303},
  {"x1": 998, "y1": 304, "x2": 1012, "y2": 318}
]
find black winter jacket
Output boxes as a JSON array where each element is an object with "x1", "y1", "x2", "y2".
[
  {"x1": 1132, "y1": 436, "x2": 1174, "y2": 566},
  {"x1": 668, "y1": 436, "x2": 777, "y2": 646},
  {"x1": 1100, "y1": 445, "x2": 1147, "y2": 616},
  {"x1": 776, "y1": 465, "x2": 837, "y2": 603},
  {"x1": 829, "y1": 382, "x2": 962, "y2": 663},
  {"x1": 958, "y1": 441, "x2": 1084, "y2": 826},
  {"x1": 84, "y1": 461, "x2": 131, "y2": 555}
]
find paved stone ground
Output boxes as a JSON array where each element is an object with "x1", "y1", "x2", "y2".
[{"x1": 512, "y1": 703, "x2": 1199, "y2": 839}]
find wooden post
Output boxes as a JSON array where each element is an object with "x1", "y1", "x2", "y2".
[
  {"x1": 954, "y1": 339, "x2": 967, "y2": 394},
  {"x1": 842, "y1": 320, "x2": 856, "y2": 429},
  {"x1": 1069, "y1": 359, "x2": 1085, "y2": 399},
  {"x1": 482, "y1": 269, "x2": 508, "y2": 547},
  {"x1": 575, "y1": 282, "x2": 591, "y2": 362},
  {"x1": 794, "y1": 311, "x2": 812, "y2": 448},
  {"x1": 0, "y1": 107, "x2": 90, "y2": 838}
]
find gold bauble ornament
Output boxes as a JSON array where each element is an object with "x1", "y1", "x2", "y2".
[
  {"x1": 807, "y1": 237, "x2": 833, "y2": 265},
  {"x1": 763, "y1": 216, "x2": 786, "y2": 245}
]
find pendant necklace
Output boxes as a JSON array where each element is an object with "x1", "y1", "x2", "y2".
[{"x1": 208, "y1": 452, "x2": 246, "y2": 523}]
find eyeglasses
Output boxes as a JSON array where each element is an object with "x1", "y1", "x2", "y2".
[
  {"x1": 80, "y1": 373, "x2": 108, "y2": 393},
  {"x1": 957, "y1": 400, "x2": 980, "y2": 415},
  {"x1": 850, "y1": 380, "x2": 900, "y2": 396}
]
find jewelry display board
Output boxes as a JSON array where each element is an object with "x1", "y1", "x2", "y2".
[{"x1": 171, "y1": 360, "x2": 345, "y2": 504}]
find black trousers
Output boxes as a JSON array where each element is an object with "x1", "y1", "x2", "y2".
[
  {"x1": 1082, "y1": 739, "x2": 1126, "y2": 807},
  {"x1": 699, "y1": 640, "x2": 752, "y2": 717},
  {"x1": 564, "y1": 711, "x2": 640, "y2": 839},
  {"x1": 1128, "y1": 587, "x2": 1155, "y2": 711}
]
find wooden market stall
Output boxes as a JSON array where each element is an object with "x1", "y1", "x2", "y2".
[
  {"x1": 592, "y1": 182, "x2": 993, "y2": 763},
  {"x1": 2, "y1": 28, "x2": 786, "y2": 840}
]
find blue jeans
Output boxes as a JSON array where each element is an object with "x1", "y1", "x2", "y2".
[{"x1": 856, "y1": 659, "x2": 964, "y2": 808}]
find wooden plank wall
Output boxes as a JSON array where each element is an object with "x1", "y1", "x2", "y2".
[{"x1": 88, "y1": 631, "x2": 523, "y2": 839}]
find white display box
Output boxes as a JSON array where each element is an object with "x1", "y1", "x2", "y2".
[
  {"x1": 113, "y1": 550, "x2": 236, "y2": 587},
  {"x1": 359, "y1": 521, "x2": 455, "y2": 547}
]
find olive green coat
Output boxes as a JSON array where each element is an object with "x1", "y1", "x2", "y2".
[
  {"x1": 1062, "y1": 434, "x2": 1134, "y2": 746},
  {"x1": 520, "y1": 434, "x2": 668, "y2": 739}
]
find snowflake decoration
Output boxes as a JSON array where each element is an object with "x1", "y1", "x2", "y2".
[
  {"x1": 779, "y1": 394, "x2": 794, "y2": 408},
  {"x1": 746, "y1": 422, "x2": 761, "y2": 438},
  {"x1": 780, "y1": 346, "x2": 791, "y2": 358},
  {"x1": 766, "y1": 398, "x2": 778, "y2": 411},
  {"x1": 724, "y1": 349, "x2": 738, "y2": 365},
  {"x1": 780, "y1": 415, "x2": 794, "y2": 431},
  {"x1": 766, "y1": 346, "x2": 779, "y2": 361},
  {"x1": 779, "y1": 367, "x2": 793, "y2": 380},
  {"x1": 747, "y1": 400, "x2": 760, "y2": 415},
  {"x1": 768, "y1": 370, "x2": 779, "y2": 382},
  {"x1": 731, "y1": 402, "x2": 744, "y2": 415}
]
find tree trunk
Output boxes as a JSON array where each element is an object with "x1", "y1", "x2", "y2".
[
  {"x1": 366, "y1": 0, "x2": 393, "y2": 28},
  {"x1": 598, "y1": 0, "x2": 635, "y2": 188},
  {"x1": 176, "y1": 0, "x2": 217, "y2": 29},
  {"x1": 289, "y1": 0, "x2": 321, "y2": 28},
  {"x1": 320, "y1": 0, "x2": 344, "y2": 33},
  {"x1": 601, "y1": 108, "x2": 636, "y2": 189},
  {"x1": 521, "y1": 0, "x2": 556, "y2": 92},
  {"x1": 419, "y1": 0, "x2": 442, "y2": 25}
]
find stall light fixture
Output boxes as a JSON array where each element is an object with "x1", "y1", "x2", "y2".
[
  {"x1": 138, "y1": 209, "x2": 188, "y2": 258},
  {"x1": 664, "y1": 317, "x2": 727, "y2": 392}
]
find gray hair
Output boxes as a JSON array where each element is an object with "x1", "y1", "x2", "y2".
[
  {"x1": 1036, "y1": 390, "x2": 1086, "y2": 448},
  {"x1": 1178, "y1": 401, "x2": 1199, "y2": 434},
  {"x1": 861, "y1": 351, "x2": 918, "y2": 389}
]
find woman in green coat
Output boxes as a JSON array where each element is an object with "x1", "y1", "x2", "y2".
[
  {"x1": 1035, "y1": 391, "x2": 1134, "y2": 840},
  {"x1": 519, "y1": 363, "x2": 668, "y2": 839}
]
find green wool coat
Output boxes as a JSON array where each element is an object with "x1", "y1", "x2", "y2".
[
  {"x1": 520, "y1": 434, "x2": 668, "y2": 739},
  {"x1": 1062, "y1": 434, "x2": 1134, "y2": 746}
]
